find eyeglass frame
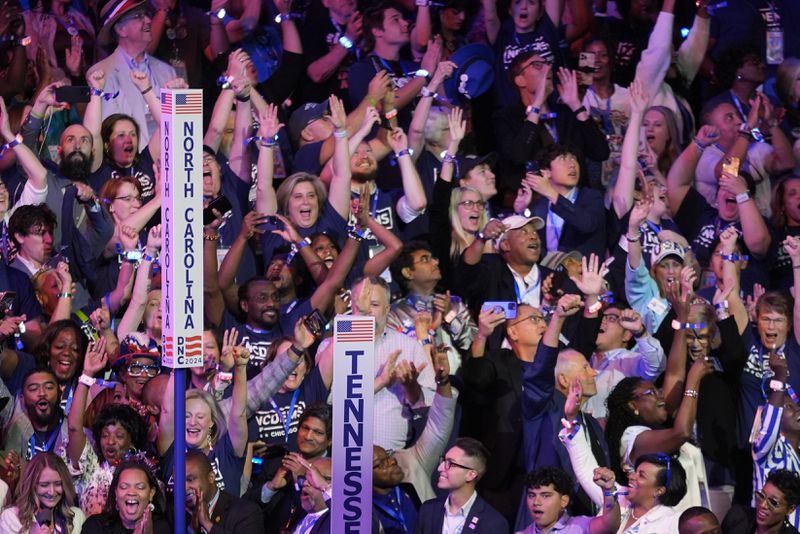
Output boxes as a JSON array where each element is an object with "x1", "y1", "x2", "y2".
[
  {"x1": 458, "y1": 200, "x2": 487, "y2": 210},
  {"x1": 439, "y1": 456, "x2": 476, "y2": 472},
  {"x1": 508, "y1": 313, "x2": 547, "y2": 327},
  {"x1": 126, "y1": 363, "x2": 160, "y2": 377},
  {"x1": 755, "y1": 490, "x2": 787, "y2": 511},
  {"x1": 518, "y1": 57, "x2": 553, "y2": 76}
]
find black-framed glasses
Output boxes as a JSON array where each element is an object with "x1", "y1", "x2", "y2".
[
  {"x1": 601, "y1": 313, "x2": 620, "y2": 323},
  {"x1": 439, "y1": 456, "x2": 475, "y2": 471},
  {"x1": 127, "y1": 364, "x2": 159, "y2": 377},
  {"x1": 755, "y1": 490, "x2": 786, "y2": 511},
  {"x1": 509, "y1": 314, "x2": 546, "y2": 327},
  {"x1": 458, "y1": 200, "x2": 486, "y2": 210}
]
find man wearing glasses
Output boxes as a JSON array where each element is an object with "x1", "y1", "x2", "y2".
[
  {"x1": 414, "y1": 437, "x2": 508, "y2": 534},
  {"x1": 492, "y1": 50, "x2": 610, "y2": 197}
]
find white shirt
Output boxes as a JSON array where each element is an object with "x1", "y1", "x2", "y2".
[
  {"x1": 442, "y1": 490, "x2": 478, "y2": 534},
  {"x1": 616, "y1": 505, "x2": 679, "y2": 534},
  {"x1": 508, "y1": 264, "x2": 541, "y2": 308},
  {"x1": 546, "y1": 187, "x2": 578, "y2": 252},
  {"x1": 293, "y1": 507, "x2": 328, "y2": 534}
]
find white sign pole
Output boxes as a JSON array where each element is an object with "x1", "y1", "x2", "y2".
[{"x1": 332, "y1": 315, "x2": 375, "y2": 534}]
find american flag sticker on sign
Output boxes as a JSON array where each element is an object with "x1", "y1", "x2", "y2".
[
  {"x1": 161, "y1": 92, "x2": 202, "y2": 115},
  {"x1": 335, "y1": 317, "x2": 375, "y2": 343}
]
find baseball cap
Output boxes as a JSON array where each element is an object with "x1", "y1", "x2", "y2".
[
  {"x1": 289, "y1": 101, "x2": 329, "y2": 144},
  {"x1": 540, "y1": 250, "x2": 581, "y2": 271},
  {"x1": 457, "y1": 152, "x2": 496, "y2": 180},
  {"x1": 650, "y1": 241, "x2": 686, "y2": 265}
]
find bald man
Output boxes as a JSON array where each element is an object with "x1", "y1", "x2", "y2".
[{"x1": 678, "y1": 507, "x2": 722, "y2": 534}]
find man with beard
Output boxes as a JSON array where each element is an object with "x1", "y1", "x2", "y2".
[
  {"x1": 2, "y1": 367, "x2": 67, "y2": 468},
  {"x1": 0, "y1": 91, "x2": 114, "y2": 305}
]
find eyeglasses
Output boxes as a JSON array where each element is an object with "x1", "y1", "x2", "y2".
[
  {"x1": 519, "y1": 58, "x2": 552, "y2": 75},
  {"x1": 509, "y1": 314, "x2": 546, "y2": 327},
  {"x1": 459, "y1": 200, "x2": 486, "y2": 210},
  {"x1": 126, "y1": 364, "x2": 160, "y2": 377},
  {"x1": 115, "y1": 195, "x2": 142, "y2": 203},
  {"x1": 203, "y1": 155, "x2": 217, "y2": 166},
  {"x1": 758, "y1": 317, "x2": 788, "y2": 326},
  {"x1": 601, "y1": 313, "x2": 620, "y2": 323},
  {"x1": 755, "y1": 490, "x2": 786, "y2": 511},
  {"x1": 439, "y1": 456, "x2": 475, "y2": 472},
  {"x1": 120, "y1": 10, "x2": 150, "y2": 23}
]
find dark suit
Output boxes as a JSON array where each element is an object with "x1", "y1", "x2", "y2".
[
  {"x1": 413, "y1": 494, "x2": 509, "y2": 534},
  {"x1": 530, "y1": 187, "x2": 607, "y2": 260},
  {"x1": 207, "y1": 491, "x2": 265, "y2": 534}
]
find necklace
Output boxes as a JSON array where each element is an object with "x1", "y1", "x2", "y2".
[{"x1": 631, "y1": 507, "x2": 642, "y2": 520}]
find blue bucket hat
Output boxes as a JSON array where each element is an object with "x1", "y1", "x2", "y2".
[{"x1": 443, "y1": 44, "x2": 495, "y2": 105}]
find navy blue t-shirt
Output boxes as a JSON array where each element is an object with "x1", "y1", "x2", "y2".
[
  {"x1": 492, "y1": 14, "x2": 561, "y2": 107},
  {"x1": 348, "y1": 54, "x2": 418, "y2": 130},
  {"x1": 260, "y1": 200, "x2": 348, "y2": 264},
  {"x1": 161, "y1": 432, "x2": 245, "y2": 497},
  {"x1": 246, "y1": 366, "x2": 328, "y2": 446},
  {"x1": 0, "y1": 263, "x2": 42, "y2": 322},
  {"x1": 220, "y1": 311, "x2": 283, "y2": 379},
  {"x1": 292, "y1": 141, "x2": 324, "y2": 176},
  {"x1": 90, "y1": 147, "x2": 156, "y2": 205}
]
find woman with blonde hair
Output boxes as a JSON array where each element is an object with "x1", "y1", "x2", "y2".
[{"x1": 0, "y1": 452, "x2": 84, "y2": 533}]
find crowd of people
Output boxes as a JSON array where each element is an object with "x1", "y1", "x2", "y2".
[{"x1": 0, "y1": 0, "x2": 798, "y2": 532}]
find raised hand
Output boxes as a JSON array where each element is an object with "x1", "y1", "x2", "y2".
[
  {"x1": 84, "y1": 337, "x2": 108, "y2": 377},
  {"x1": 429, "y1": 60, "x2": 456, "y2": 92},
  {"x1": 564, "y1": 377, "x2": 582, "y2": 420},
  {"x1": 618, "y1": 309, "x2": 644, "y2": 335},
  {"x1": 387, "y1": 127, "x2": 409, "y2": 153},
  {"x1": 480, "y1": 218, "x2": 506, "y2": 241},
  {"x1": 628, "y1": 198, "x2": 652, "y2": 232},
  {"x1": 665, "y1": 278, "x2": 690, "y2": 322},
  {"x1": 592, "y1": 467, "x2": 616, "y2": 490},
  {"x1": 219, "y1": 328, "x2": 237, "y2": 371},
  {"x1": 65, "y1": 34, "x2": 84, "y2": 77},
  {"x1": 270, "y1": 213, "x2": 302, "y2": 243},
  {"x1": 165, "y1": 77, "x2": 189, "y2": 89},
  {"x1": 719, "y1": 225, "x2": 738, "y2": 255},
  {"x1": 695, "y1": 125, "x2": 719, "y2": 147},
  {"x1": 146, "y1": 224, "x2": 162, "y2": 251},
  {"x1": 784, "y1": 235, "x2": 800, "y2": 266},
  {"x1": 447, "y1": 107, "x2": 466, "y2": 146},
  {"x1": 0, "y1": 97, "x2": 14, "y2": 141},
  {"x1": 293, "y1": 315, "x2": 317, "y2": 349},
  {"x1": 375, "y1": 350, "x2": 401, "y2": 391},
  {"x1": 356, "y1": 106, "x2": 380, "y2": 136},
  {"x1": 433, "y1": 345, "x2": 450, "y2": 385},
  {"x1": 90, "y1": 300, "x2": 111, "y2": 332},
  {"x1": 366, "y1": 71, "x2": 391, "y2": 104},
  {"x1": 420, "y1": 36, "x2": 442, "y2": 75},
  {"x1": 477, "y1": 307, "x2": 506, "y2": 337},
  {"x1": 719, "y1": 171, "x2": 748, "y2": 196},
  {"x1": 0, "y1": 450, "x2": 20, "y2": 488},
  {"x1": 628, "y1": 77, "x2": 649, "y2": 115},
  {"x1": 554, "y1": 294, "x2": 583, "y2": 318},
  {"x1": 679, "y1": 265, "x2": 697, "y2": 300},
  {"x1": 570, "y1": 254, "x2": 607, "y2": 297},
  {"x1": 130, "y1": 70, "x2": 152, "y2": 93},
  {"x1": 238, "y1": 211, "x2": 268, "y2": 238},
  {"x1": 556, "y1": 67, "x2": 580, "y2": 110},
  {"x1": 345, "y1": 10, "x2": 362, "y2": 42},
  {"x1": 327, "y1": 95, "x2": 346, "y2": 131}
]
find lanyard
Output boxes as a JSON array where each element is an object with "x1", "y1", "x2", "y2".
[
  {"x1": 269, "y1": 387, "x2": 300, "y2": 442},
  {"x1": 62, "y1": 381, "x2": 76, "y2": 414},
  {"x1": 543, "y1": 120, "x2": 558, "y2": 143},
  {"x1": 730, "y1": 91, "x2": 747, "y2": 122},
  {"x1": 374, "y1": 487, "x2": 410, "y2": 533},
  {"x1": 644, "y1": 220, "x2": 661, "y2": 236},
  {"x1": 331, "y1": 18, "x2": 360, "y2": 60},
  {"x1": 513, "y1": 273, "x2": 539, "y2": 304},
  {"x1": 28, "y1": 419, "x2": 62, "y2": 459}
]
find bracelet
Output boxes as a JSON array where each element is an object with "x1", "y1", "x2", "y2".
[
  {"x1": 692, "y1": 138, "x2": 708, "y2": 152},
  {"x1": 0, "y1": 134, "x2": 23, "y2": 160},
  {"x1": 203, "y1": 232, "x2": 220, "y2": 241},
  {"x1": 245, "y1": 135, "x2": 279, "y2": 148},
  {"x1": 560, "y1": 417, "x2": 581, "y2": 440},
  {"x1": 235, "y1": 93, "x2": 251, "y2": 102},
  {"x1": 683, "y1": 389, "x2": 699, "y2": 398},
  {"x1": 720, "y1": 253, "x2": 748, "y2": 262},
  {"x1": 274, "y1": 12, "x2": 301, "y2": 23},
  {"x1": 395, "y1": 148, "x2": 413, "y2": 159},
  {"x1": 289, "y1": 344, "x2": 305, "y2": 357},
  {"x1": 333, "y1": 129, "x2": 348, "y2": 139},
  {"x1": 78, "y1": 374, "x2": 96, "y2": 387},
  {"x1": 474, "y1": 231, "x2": 486, "y2": 241},
  {"x1": 142, "y1": 253, "x2": 158, "y2": 264},
  {"x1": 588, "y1": 301, "x2": 603, "y2": 314},
  {"x1": 338, "y1": 35, "x2": 354, "y2": 50},
  {"x1": 625, "y1": 233, "x2": 641, "y2": 243},
  {"x1": 526, "y1": 105, "x2": 541, "y2": 116},
  {"x1": 420, "y1": 338, "x2": 432, "y2": 346},
  {"x1": 295, "y1": 237, "x2": 310, "y2": 250},
  {"x1": 366, "y1": 96, "x2": 378, "y2": 107},
  {"x1": 348, "y1": 227, "x2": 366, "y2": 241},
  {"x1": 714, "y1": 300, "x2": 729, "y2": 311},
  {"x1": 671, "y1": 320, "x2": 706, "y2": 330},
  {"x1": 603, "y1": 489, "x2": 629, "y2": 498},
  {"x1": 420, "y1": 86, "x2": 438, "y2": 98},
  {"x1": 89, "y1": 87, "x2": 120, "y2": 101},
  {"x1": 735, "y1": 192, "x2": 750, "y2": 205},
  {"x1": 140, "y1": 86, "x2": 153, "y2": 95},
  {"x1": 413, "y1": 68, "x2": 431, "y2": 81},
  {"x1": 216, "y1": 371, "x2": 233, "y2": 382},
  {"x1": 58, "y1": 292, "x2": 73, "y2": 299},
  {"x1": 217, "y1": 75, "x2": 233, "y2": 89},
  {"x1": 384, "y1": 109, "x2": 398, "y2": 120}
]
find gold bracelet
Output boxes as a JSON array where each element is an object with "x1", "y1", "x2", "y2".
[
  {"x1": 683, "y1": 389, "x2": 698, "y2": 399},
  {"x1": 203, "y1": 233, "x2": 220, "y2": 241}
]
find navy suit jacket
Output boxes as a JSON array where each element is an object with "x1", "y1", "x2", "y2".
[
  {"x1": 531, "y1": 186, "x2": 606, "y2": 259},
  {"x1": 208, "y1": 491, "x2": 265, "y2": 534},
  {"x1": 413, "y1": 494, "x2": 509, "y2": 534}
]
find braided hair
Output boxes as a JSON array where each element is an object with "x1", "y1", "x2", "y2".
[{"x1": 605, "y1": 376, "x2": 646, "y2": 483}]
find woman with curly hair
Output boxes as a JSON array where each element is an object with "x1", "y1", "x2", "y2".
[
  {"x1": 33, "y1": 320, "x2": 87, "y2": 413},
  {"x1": 81, "y1": 460, "x2": 170, "y2": 534},
  {"x1": 605, "y1": 334, "x2": 712, "y2": 514},
  {"x1": 65, "y1": 337, "x2": 148, "y2": 515},
  {"x1": 0, "y1": 452, "x2": 84, "y2": 533}
]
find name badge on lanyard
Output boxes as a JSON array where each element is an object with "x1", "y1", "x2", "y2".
[{"x1": 763, "y1": 2, "x2": 784, "y2": 64}]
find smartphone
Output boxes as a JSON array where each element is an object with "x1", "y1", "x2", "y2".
[
  {"x1": 203, "y1": 195, "x2": 233, "y2": 225},
  {"x1": 35, "y1": 509, "x2": 53, "y2": 527},
  {"x1": 481, "y1": 301, "x2": 518, "y2": 319},
  {"x1": 578, "y1": 52, "x2": 596, "y2": 86},
  {"x1": 54, "y1": 85, "x2": 91, "y2": 104},
  {"x1": 0, "y1": 291, "x2": 15, "y2": 318},
  {"x1": 722, "y1": 156, "x2": 740, "y2": 177},
  {"x1": 259, "y1": 444, "x2": 288, "y2": 461},
  {"x1": 525, "y1": 160, "x2": 540, "y2": 174},
  {"x1": 255, "y1": 214, "x2": 282, "y2": 233},
  {"x1": 304, "y1": 309, "x2": 327, "y2": 338}
]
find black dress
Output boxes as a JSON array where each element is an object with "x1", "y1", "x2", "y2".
[{"x1": 81, "y1": 512, "x2": 173, "y2": 534}]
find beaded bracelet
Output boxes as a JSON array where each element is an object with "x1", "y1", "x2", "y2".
[
  {"x1": 671, "y1": 320, "x2": 706, "y2": 330},
  {"x1": 90, "y1": 88, "x2": 120, "y2": 101},
  {"x1": 0, "y1": 134, "x2": 23, "y2": 160}
]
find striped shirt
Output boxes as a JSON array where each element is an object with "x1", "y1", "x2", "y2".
[{"x1": 752, "y1": 403, "x2": 800, "y2": 528}]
